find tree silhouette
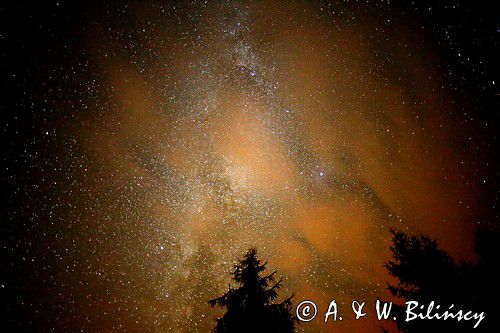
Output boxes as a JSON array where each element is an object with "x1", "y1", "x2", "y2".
[
  {"x1": 209, "y1": 248, "x2": 296, "y2": 333},
  {"x1": 385, "y1": 228, "x2": 500, "y2": 332},
  {"x1": 385, "y1": 230, "x2": 458, "y2": 302}
]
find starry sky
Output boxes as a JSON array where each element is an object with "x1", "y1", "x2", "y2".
[{"x1": 2, "y1": 1, "x2": 499, "y2": 332}]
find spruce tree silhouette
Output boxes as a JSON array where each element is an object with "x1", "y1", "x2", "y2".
[
  {"x1": 385, "y1": 230, "x2": 458, "y2": 302},
  {"x1": 384, "y1": 230, "x2": 459, "y2": 332},
  {"x1": 385, "y1": 229, "x2": 499, "y2": 332},
  {"x1": 209, "y1": 248, "x2": 296, "y2": 333}
]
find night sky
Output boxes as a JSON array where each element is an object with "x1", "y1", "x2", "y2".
[{"x1": 1, "y1": 1, "x2": 499, "y2": 332}]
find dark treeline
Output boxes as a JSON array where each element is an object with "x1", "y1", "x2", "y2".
[
  {"x1": 385, "y1": 227, "x2": 500, "y2": 332},
  {"x1": 209, "y1": 227, "x2": 499, "y2": 332}
]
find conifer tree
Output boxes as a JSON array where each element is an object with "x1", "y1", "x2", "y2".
[
  {"x1": 385, "y1": 229, "x2": 499, "y2": 332},
  {"x1": 209, "y1": 248, "x2": 295, "y2": 333}
]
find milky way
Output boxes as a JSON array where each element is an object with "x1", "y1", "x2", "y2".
[{"x1": 3, "y1": 1, "x2": 497, "y2": 332}]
